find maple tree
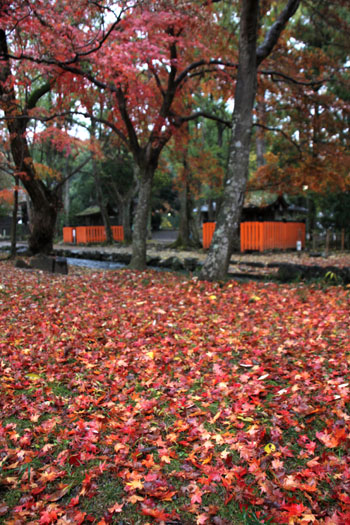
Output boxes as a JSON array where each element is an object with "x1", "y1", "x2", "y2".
[
  {"x1": 0, "y1": 0, "x2": 126, "y2": 253},
  {"x1": 2, "y1": 0, "x2": 349, "y2": 272},
  {"x1": 1, "y1": 0, "x2": 234, "y2": 266},
  {"x1": 1, "y1": 261, "x2": 350, "y2": 522}
]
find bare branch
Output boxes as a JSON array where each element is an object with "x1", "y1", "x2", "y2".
[
  {"x1": 175, "y1": 59, "x2": 237, "y2": 88},
  {"x1": 260, "y1": 69, "x2": 327, "y2": 87},
  {"x1": 54, "y1": 156, "x2": 91, "y2": 190},
  {"x1": 256, "y1": 0, "x2": 301, "y2": 65},
  {"x1": 176, "y1": 111, "x2": 232, "y2": 127}
]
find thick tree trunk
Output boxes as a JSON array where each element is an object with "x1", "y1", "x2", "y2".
[
  {"x1": 0, "y1": 29, "x2": 59, "y2": 254},
  {"x1": 129, "y1": 164, "x2": 154, "y2": 269},
  {"x1": 9, "y1": 124, "x2": 59, "y2": 254},
  {"x1": 199, "y1": 0, "x2": 300, "y2": 280},
  {"x1": 29, "y1": 204, "x2": 58, "y2": 254},
  {"x1": 199, "y1": 1, "x2": 259, "y2": 280},
  {"x1": 256, "y1": 98, "x2": 267, "y2": 168}
]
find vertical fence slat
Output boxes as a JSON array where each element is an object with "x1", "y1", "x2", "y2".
[{"x1": 203, "y1": 222, "x2": 216, "y2": 250}]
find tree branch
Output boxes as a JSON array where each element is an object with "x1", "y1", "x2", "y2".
[
  {"x1": 254, "y1": 122, "x2": 302, "y2": 155},
  {"x1": 260, "y1": 69, "x2": 327, "y2": 87},
  {"x1": 175, "y1": 59, "x2": 237, "y2": 88},
  {"x1": 26, "y1": 81, "x2": 52, "y2": 111},
  {"x1": 176, "y1": 111, "x2": 232, "y2": 128},
  {"x1": 54, "y1": 156, "x2": 91, "y2": 190},
  {"x1": 256, "y1": 0, "x2": 301, "y2": 65}
]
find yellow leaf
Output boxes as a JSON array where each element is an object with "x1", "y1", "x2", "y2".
[
  {"x1": 114, "y1": 443, "x2": 125, "y2": 453},
  {"x1": 26, "y1": 373, "x2": 41, "y2": 380},
  {"x1": 146, "y1": 351, "x2": 155, "y2": 359},
  {"x1": 250, "y1": 295, "x2": 261, "y2": 302},
  {"x1": 126, "y1": 479, "x2": 144, "y2": 490},
  {"x1": 202, "y1": 453, "x2": 212, "y2": 465},
  {"x1": 264, "y1": 443, "x2": 276, "y2": 454},
  {"x1": 237, "y1": 416, "x2": 254, "y2": 423}
]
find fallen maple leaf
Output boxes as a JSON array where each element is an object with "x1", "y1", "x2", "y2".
[
  {"x1": 108, "y1": 502, "x2": 124, "y2": 513},
  {"x1": 141, "y1": 506, "x2": 171, "y2": 521},
  {"x1": 316, "y1": 431, "x2": 340, "y2": 448},
  {"x1": 46, "y1": 484, "x2": 72, "y2": 502},
  {"x1": 126, "y1": 479, "x2": 144, "y2": 490}
]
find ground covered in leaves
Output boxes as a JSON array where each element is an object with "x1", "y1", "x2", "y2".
[{"x1": 0, "y1": 262, "x2": 350, "y2": 524}]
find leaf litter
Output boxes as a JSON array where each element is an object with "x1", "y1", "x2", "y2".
[{"x1": 0, "y1": 262, "x2": 350, "y2": 524}]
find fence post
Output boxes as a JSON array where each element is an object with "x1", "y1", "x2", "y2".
[{"x1": 325, "y1": 230, "x2": 330, "y2": 256}]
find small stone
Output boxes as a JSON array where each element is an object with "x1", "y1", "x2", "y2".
[
  {"x1": 54, "y1": 257, "x2": 68, "y2": 275},
  {"x1": 30, "y1": 254, "x2": 54, "y2": 273}
]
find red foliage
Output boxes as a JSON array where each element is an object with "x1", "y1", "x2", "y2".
[{"x1": 1, "y1": 263, "x2": 350, "y2": 522}]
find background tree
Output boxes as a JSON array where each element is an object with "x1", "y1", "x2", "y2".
[
  {"x1": 0, "y1": 0, "x2": 126, "y2": 253},
  {"x1": 100, "y1": 144, "x2": 136, "y2": 244},
  {"x1": 200, "y1": 0, "x2": 304, "y2": 281}
]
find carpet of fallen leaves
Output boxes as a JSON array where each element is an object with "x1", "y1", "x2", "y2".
[{"x1": 1, "y1": 262, "x2": 350, "y2": 525}]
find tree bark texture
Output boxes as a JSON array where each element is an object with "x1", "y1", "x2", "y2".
[
  {"x1": 199, "y1": 0, "x2": 259, "y2": 280},
  {"x1": 0, "y1": 29, "x2": 59, "y2": 254},
  {"x1": 199, "y1": 0, "x2": 301, "y2": 280},
  {"x1": 256, "y1": 98, "x2": 267, "y2": 168},
  {"x1": 129, "y1": 164, "x2": 154, "y2": 269}
]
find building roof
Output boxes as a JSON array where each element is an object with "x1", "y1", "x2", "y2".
[{"x1": 75, "y1": 205, "x2": 101, "y2": 217}]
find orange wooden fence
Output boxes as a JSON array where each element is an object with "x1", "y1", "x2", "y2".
[
  {"x1": 63, "y1": 226, "x2": 124, "y2": 244},
  {"x1": 203, "y1": 221, "x2": 306, "y2": 252},
  {"x1": 202, "y1": 222, "x2": 216, "y2": 250}
]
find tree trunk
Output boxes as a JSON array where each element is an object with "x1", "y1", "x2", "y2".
[
  {"x1": 8, "y1": 123, "x2": 59, "y2": 254},
  {"x1": 0, "y1": 29, "x2": 59, "y2": 254},
  {"x1": 200, "y1": 1, "x2": 259, "y2": 280},
  {"x1": 176, "y1": 181, "x2": 191, "y2": 247},
  {"x1": 129, "y1": 164, "x2": 154, "y2": 269},
  {"x1": 108, "y1": 177, "x2": 135, "y2": 244},
  {"x1": 199, "y1": 0, "x2": 300, "y2": 280},
  {"x1": 29, "y1": 203, "x2": 58, "y2": 254},
  {"x1": 121, "y1": 198, "x2": 132, "y2": 243},
  {"x1": 10, "y1": 176, "x2": 19, "y2": 258},
  {"x1": 93, "y1": 169, "x2": 113, "y2": 244},
  {"x1": 256, "y1": 97, "x2": 267, "y2": 168},
  {"x1": 63, "y1": 158, "x2": 70, "y2": 226},
  {"x1": 174, "y1": 156, "x2": 198, "y2": 249}
]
